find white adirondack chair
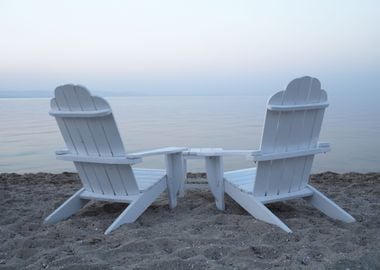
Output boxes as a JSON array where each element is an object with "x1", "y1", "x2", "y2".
[
  {"x1": 44, "y1": 85, "x2": 185, "y2": 234},
  {"x1": 186, "y1": 76, "x2": 355, "y2": 233}
]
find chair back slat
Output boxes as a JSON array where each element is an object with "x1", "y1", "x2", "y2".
[
  {"x1": 51, "y1": 85, "x2": 139, "y2": 196},
  {"x1": 254, "y1": 77, "x2": 328, "y2": 197}
]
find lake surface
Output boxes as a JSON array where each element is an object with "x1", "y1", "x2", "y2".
[{"x1": 1, "y1": 94, "x2": 379, "y2": 173}]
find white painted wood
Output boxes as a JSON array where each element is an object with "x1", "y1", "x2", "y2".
[
  {"x1": 50, "y1": 99, "x2": 77, "y2": 154},
  {"x1": 72, "y1": 162, "x2": 93, "y2": 192},
  {"x1": 252, "y1": 161, "x2": 271, "y2": 196},
  {"x1": 129, "y1": 147, "x2": 187, "y2": 157},
  {"x1": 118, "y1": 165, "x2": 139, "y2": 195},
  {"x1": 44, "y1": 188, "x2": 89, "y2": 224},
  {"x1": 205, "y1": 156, "x2": 225, "y2": 210},
  {"x1": 225, "y1": 181, "x2": 292, "y2": 233},
  {"x1": 47, "y1": 84, "x2": 185, "y2": 234},
  {"x1": 105, "y1": 165, "x2": 128, "y2": 196},
  {"x1": 97, "y1": 165, "x2": 117, "y2": 195},
  {"x1": 184, "y1": 147, "x2": 223, "y2": 156},
  {"x1": 165, "y1": 152, "x2": 185, "y2": 208},
  {"x1": 266, "y1": 159, "x2": 284, "y2": 196},
  {"x1": 54, "y1": 86, "x2": 88, "y2": 155},
  {"x1": 165, "y1": 154, "x2": 176, "y2": 209},
  {"x1": 268, "y1": 102, "x2": 328, "y2": 111},
  {"x1": 254, "y1": 77, "x2": 329, "y2": 197},
  {"x1": 227, "y1": 172, "x2": 255, "y2": 184},
  {"x1": 105, "y1": 178, "x2": 167, "y2": 235},
  {"x1": 178, "y1": 158, "x2": 187, "y2": 197},
  {"x1": 56, "y1": 154, "x2": 142, "y2": 164},
  {"x1": 281, "y1": 79, "x2": 312, "y2": 193},
  {"x1": 92, "y1": 96, "x2": 126, "y2": 157},
  {"x1": 181, "y1": 148, "x2": 226, "y2": 201},
  {"x1": 247, "y1": 145, "x2": 331, "y2": 161},
  {"x1": 195, "y1": 77, "x2": 355, "y2": 233},
  {"x1": 77, "y1": 163, "x2": 102, "y2": 193},
  {"x1": 225, "y1": 167, "x2": 256, "y2": 176},
  {"x1": 49, "y1": 109, "x2": 112, "y2": 117},
  {"x1": 80, "y1": 191, "x2": 139, "y2": 203},
  {"x1": 305, "y1": 185, "x2": 356, "y2": 222},
  {"x1": 258, "y1": 188, "x2": 313, "y2": 204}
]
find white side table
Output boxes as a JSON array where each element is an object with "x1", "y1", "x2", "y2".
[{"x1": 182, "y1": 148, "x2": 225, "y2": 210}]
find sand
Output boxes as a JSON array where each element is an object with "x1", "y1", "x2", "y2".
[{"x1": 0, "y1": 171, "x2": 379, "y2": 269}]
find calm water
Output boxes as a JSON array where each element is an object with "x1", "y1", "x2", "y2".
[{"x1": 1, "y1": 95, "x2": 379, "y2": 173}]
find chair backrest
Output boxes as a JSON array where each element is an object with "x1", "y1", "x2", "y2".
[
  {"x1": 253, "y1": 76, "x2": 328, "y2": 197},
  {"x1": 51, "y1": 85, "x2": 139, "y2": 196}
]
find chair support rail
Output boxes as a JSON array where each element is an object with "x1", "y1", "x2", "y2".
[
  {"x1": 267, "y1": 102, "x2": 329, "y2": 111},
  {"x1": 49, "y1": 109, "x2": 112, "y2": 118},
  {"x1": 56, "y1": 153, "x2": 142, "y2": 165},
  {"x1": 127, "y1": 147, "x2": 187, "y2": 158}
]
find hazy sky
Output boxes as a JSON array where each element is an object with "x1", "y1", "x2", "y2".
[{"x1": 0, "y1": 0, "x2": 379, "y2": 94}]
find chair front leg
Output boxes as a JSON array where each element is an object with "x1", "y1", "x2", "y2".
[
  {"x1": 165, "y1": 152, "x2": 185, "y2": 208},
  {"x1": 205, "y1": 156, "x2": 225, "y2": 211},
  {"x1": 178, "y1": 157, "x2": 188, "y2": 197}
]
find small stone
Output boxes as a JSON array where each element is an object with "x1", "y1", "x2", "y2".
[
  {"x1": 301, "y1": 256, "x2": 311, "y2": 265},
  {"x1": 88, "y1": 238, "x2": 102, "y2": 244}
]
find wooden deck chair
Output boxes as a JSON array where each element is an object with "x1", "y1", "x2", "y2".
[
  {"x1": 187, "y1": 76, "x2": 355, "y2": 233},
  {"x1": 44, "y1": 85, "x2": 186, "y2": 234}
]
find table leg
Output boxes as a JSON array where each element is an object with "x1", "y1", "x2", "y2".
[{"x1": 205, "y1": 156, "x2": 225, "y2": 211}]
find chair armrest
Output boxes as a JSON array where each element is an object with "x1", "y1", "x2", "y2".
[
  {"x1": 184, "y1": 148, "x2": 223, "y2": 157},
  {"x1": 55, "y1": 149, "x2": 70, "y2": 155},
  {"x1": 56, "y1": 153, "x2": 142, "y2": 165},
  {"x1": 318, "y1": 142, "x2": 331, "y2": 150},
  {"x1": 127, "y1": 147, "x2": 187, "y2": 158},
  {"x1": 247, "y1": 142, "x2": 331, "y2": 162},
  {"x1": 184, "y1": 148, "x2": 259, "y2": 157}
]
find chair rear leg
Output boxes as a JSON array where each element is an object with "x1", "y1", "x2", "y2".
[
  {"x1": 105, "y1": 179, "x2": 166, "y2": 235},
  {"x1": 225, "y1": 182, "x2": 292, "y2": 233},
  {"x1": 44, "y1": 188, "x2": 89, "y2": 224},
  {"x1": 305, "y1": 185, "x2": 355, "y2": 223},
  {"x1": 242, "y1": 197, "x2": 292, "y2": 233}
]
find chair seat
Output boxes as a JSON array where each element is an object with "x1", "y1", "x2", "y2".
[
  {"x1": 133, "y1": 168, "x2": 167, "y2": 192},
  {"x1": 224, "y1": 168, "x2": 256, "y2": 194}
]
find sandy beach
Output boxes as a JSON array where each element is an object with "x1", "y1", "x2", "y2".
[{"x1": 0, "y1": 171, "x2": 379, "y2": 269}]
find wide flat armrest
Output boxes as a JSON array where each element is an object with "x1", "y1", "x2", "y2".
[
  {"x1": 267, "y1": 102, "x2": 329, "y2": 111},
  {"x1": 318, "y1": 142, "x2": 330, "y2": 149},
  {"x1": 50, "y1": 109, "x2": 112, "y2": 118},
  {"x1": 247, "y1": 142, "x2": 331, "y2": 162},
  {"x1": 55, "y1": 149, "x2": 70, "y2": 155},
  {"x1": 127, "y1": 147, "x2": 187, "y2": 158},
  {"x1": 184, "y1": 148, "x2": 259, "y2": 157},
  {"x1": 56, "y1": 153, "x2": 142, "y2": 165}
]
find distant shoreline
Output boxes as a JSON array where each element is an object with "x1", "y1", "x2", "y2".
[{"x1": 0, "y1": 91, "x2": 268, "y2": 99}]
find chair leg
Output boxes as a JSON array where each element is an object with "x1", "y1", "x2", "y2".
[
  {"x1": 167, "y1": 177, "x2": 177, "y2": 210},
  {"x1": 247, "y1": 199, "x2": 292, "y2": 233},
  {"x1": 306, "y1": 185, "x2": 356, "y2": 223},
  {"x1": 104, "y1": 179, "x2": 166, "y2": 235},
  {"x1": 44, "y1": 188, "x2": 89, "y2": 224},
  {"x1": 205, "y1": 156, "x2": 225, "y2": 211},
  {"x1": 225, "y1": 182, "x2": 292, "y2": 233},
  {"x1": 178, "y1": 158, "x2": 188, "y2": 198},
  {"x1": 165, "y1": 153, "x2": 185, "y2": 208}
]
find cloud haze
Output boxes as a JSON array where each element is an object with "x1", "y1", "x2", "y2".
[{"x1": 0, "y1": 0, "x2": 379, "y2": 94}]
